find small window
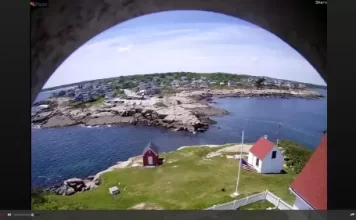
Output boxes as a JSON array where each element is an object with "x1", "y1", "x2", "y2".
[
  {"x1": 256, "y1": 158, "x2": 259, "y2": 166},
  {"x1": 272, "y1": 151, "x2": 277, "y2": 159}
]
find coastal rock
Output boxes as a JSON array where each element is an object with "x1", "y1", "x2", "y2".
[
  {"x1": 69, "y1": 110, "x2": 88, "y2": 120},
  {"x1": 31, "y1": 111, "x2": 53, "y2": 123},
  {"x1": 191, "y1": 107, "x2": 229, "y2": 116},
  {"x1": 64, "y1": 178, "x2": 83, "y2": 184},
  {"x1": 85, "y1": 116, "x2": 133, "y2": 126},
  {"x1": 42, "y1": 115, "x2": 78, "y2": 128},
  {"x1": 55, "y1": 185, "x2": 67, "y2": 195},
  {"x1": 65, "y1": 187, "x2": 75, "y2": 195},
  {"x1": 93, "y1": 176, "x2": 101, "y2": 185},
  {"x1": 87, "y1": 175, "x2": 95, "y2": 181},
  {"x1": 91, "y1": 112, "x2": 114, "y2": 118},
  {"x1": 85, "y1": 181, "x2": 99, "y2": 190},
  {"x1": 142, "y1": 109, "x2": 154, "y2": 115}
]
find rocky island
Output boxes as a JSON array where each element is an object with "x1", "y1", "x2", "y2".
[{"x1": 32, "y1": 87, "x2": 323, "y2": 133}]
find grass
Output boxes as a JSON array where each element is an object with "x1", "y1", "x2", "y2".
[
  {"x1": 239, "y1": 200, "x2": 274, "y2": 210},
  {"x1": 33, "y1": 146, "x2": 296, "y2": 210},
  {"x1": 71, "y1": 97, "x2": 105, "y2": 109}
]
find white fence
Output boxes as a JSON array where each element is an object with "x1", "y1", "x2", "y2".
[{"x1": 204, "y1": 190, "x2": 293, "y2": 210}]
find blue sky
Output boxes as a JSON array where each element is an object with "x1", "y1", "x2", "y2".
[{"x1": 44, "y1": 10, "x2": 326, "y2": 88}]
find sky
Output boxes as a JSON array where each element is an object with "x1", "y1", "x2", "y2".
[{"x1": 44, "y1": 10, "x2": 326, "y2": 88}]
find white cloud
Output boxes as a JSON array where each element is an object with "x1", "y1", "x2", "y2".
[
  {"x1": 117, "y1": 44, "x2": 133, "y2": 52},
  {"x1": 44, "y1": 20, "x2": 325, "y2": 88}
]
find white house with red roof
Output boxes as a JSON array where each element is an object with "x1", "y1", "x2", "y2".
[
  {"x1": 247, "y1": 135, "x2": 284, "y2": 173},
  {"x1": 289, "y1": 134, "x2": 327, "y2": 210}
]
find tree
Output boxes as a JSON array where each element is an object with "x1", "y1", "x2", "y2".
[{"x1": 255, "y1": 78, "x2": 265, "y2": 88}]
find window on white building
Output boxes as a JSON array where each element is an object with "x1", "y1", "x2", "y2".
[{"x1": 272, "y1": 151, "x2": 277, "y2": 159}]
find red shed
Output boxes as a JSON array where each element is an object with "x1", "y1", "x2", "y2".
[{"x1": 142, "y1": 142, "x2": 159, "y2": 167}]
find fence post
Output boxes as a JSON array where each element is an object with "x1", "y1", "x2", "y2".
[
  {"x1": 276, "y1": 198, "x2": 280, "y2": 209},
  {"x1": 233, "y1": 200, "x2": 237, "y2": 210},
  {"x1": 245, "y1": 196, "x2": 249, "y2": 205}
]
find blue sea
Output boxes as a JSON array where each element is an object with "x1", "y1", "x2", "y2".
[{"x1": 32, "y1": 89, "x2": 327, "y2": 188}]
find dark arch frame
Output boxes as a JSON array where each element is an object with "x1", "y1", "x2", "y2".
[{"x1": 31, "y1": 0, "x2": 326, "y2": 102}]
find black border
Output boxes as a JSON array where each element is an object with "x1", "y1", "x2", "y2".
[
  {"x1": 0, "y1": 0, "x2": 355, "y2": 211},
  {"x1": 327, "y1": 0, "x2": 356, "y2": 210},
  {"x1": 0, "y1": 0, "x2": 31, "y2": 210}
]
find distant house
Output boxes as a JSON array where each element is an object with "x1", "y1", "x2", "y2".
[
  {"x1": 142, "y1": 142, "x2": 159, "y2": 167},
  {"x1": 150, "y1": 87, "x2": 161, "y2": 94},
  {"x1": 297, "y1": 83, "x2": 307, "y2": 89},
  {"x1": 66, "y1": 89, "x2": 75, "y2": 97},
  {"x1": 83, "y1": 83, "x2": 93, "y2": 90},
  {"x1": 281, "y1": 82, "x2": 292, "y2": 89},
  {"x1": 139, "y1": 87, "x2": 161, "y2": 96},
  {"x1": 180, "y1": 76, "x2": 188, "y2": 81},
  {"x1": 171, "y1": 80, "x2": 182, "y2": 88},
  {"x1": 289, "y1": 134, "x2": 327, "y2": 210},
  {"x1": 275, "y1": 80, "x2": 283, "y2": 87},
  {"x1": 199, "y1": 81, "x2": 209, "y2": 88},
  {"x1": 57, "y1": 90, "x2": 66, "y2": 97},
  {"x1": 191, "y1": 80, "x2": 200, "y2": 88},
  {"x1": 228, "y1": 81, "x2": 237, "y2": 87},
  {"x1": 247, "y1": 136, "x2": 284, "y2": 174},
  {"x1": 138, "y1": 82, "x2": 153, "y2": 91},
  {"x1": 105, "y1": 91, "x2": 116, "y2": 99}
]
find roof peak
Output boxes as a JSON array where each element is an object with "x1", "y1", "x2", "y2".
[{"x1": 249, "y1": 137, "x2": 276, "y2": 160}]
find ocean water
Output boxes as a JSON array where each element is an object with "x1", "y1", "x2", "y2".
[{"x1": 31, "y1": 89, "x2": 327, "y2": 188}]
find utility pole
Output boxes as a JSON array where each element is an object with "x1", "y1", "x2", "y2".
[{"x1": 232, "y1": 130, "x2": 244, "y2": 197}]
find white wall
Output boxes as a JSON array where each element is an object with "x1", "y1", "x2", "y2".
[
  {"x1": 248, "y1": 153, "x2": 262, "y2": 173},
  {"x1": 293, "y1": 195, "x2": 314, "y2": 210},
  {"x1": 247, "y1": 152, "x2": 253, "y2": 164},
  {"x1": 260, "y1": 145, "x2": 284, "y2": 173},
  {"x1": 247, "y1": 145, "x2": 284, "y2": 174}
]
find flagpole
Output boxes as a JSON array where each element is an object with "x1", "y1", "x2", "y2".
[{"x1": 232, "y1": 130, "x2": 244, "y2": 197}]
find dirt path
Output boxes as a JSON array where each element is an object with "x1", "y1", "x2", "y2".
[{"x1": 216, "y1": 144, "x2": 253, "y2": 154}]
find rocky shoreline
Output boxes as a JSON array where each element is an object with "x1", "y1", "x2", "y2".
[
  {"x1": 44, "y1": 176, "x2": 101, "y2": 196},
  {"x1": 32, "y1": 88, "x2": 323, "y2": 133}
]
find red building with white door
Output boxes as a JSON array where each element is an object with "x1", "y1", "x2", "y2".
[{"x1": 142, "y1": 142, "x2": 159, "y2": 167}]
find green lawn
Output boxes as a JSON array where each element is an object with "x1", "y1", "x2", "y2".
[
  {"x1": 71, "y1": 97, "x2": 105, "y2": 109},
  {"x1": 33, "y1": 146, "x2": 296, "y2": 210},
  {"x1": 239, "y1": 200, "x2": 274, "y2": 210}
]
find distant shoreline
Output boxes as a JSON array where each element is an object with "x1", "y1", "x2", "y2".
[
  {"x1": 32, "y1": 88, "x2": 324, "y2": 132},
  {"x1": 40, "y1": 72, "x2": 327, "y2": 93}
]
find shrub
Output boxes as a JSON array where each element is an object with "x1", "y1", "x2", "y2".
[
  {"x1": 31, "y1": 189, "x2": 47, "y2": 207},
  {"x1": 278, "y1": 140, "x2": 313, "y2": 174}
]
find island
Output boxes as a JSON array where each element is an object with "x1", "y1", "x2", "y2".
[{"x1": 32, "y1": 72, "x2": 325, "y2": 133}]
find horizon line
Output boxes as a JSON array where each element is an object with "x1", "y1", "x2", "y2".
[{"x1": 42, "y1": 72, "x2": 327, "y2": 90}]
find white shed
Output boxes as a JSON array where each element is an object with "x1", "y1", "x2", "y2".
[{"x1": 247, "y1": 136, "x2": 284, "y2": 174}]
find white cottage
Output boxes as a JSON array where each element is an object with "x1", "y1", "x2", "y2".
[
  {"x1": 247, "y1": 136, "x2": 284, "y2": 173},
  {"x1": 289, "y1": 134, "x2": 327, "y2": 210}
]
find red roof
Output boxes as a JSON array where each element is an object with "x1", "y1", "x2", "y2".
[
  {"x1": 249, "y1": 137, "x2": 276, "y2": 160},
  {"x1": 290, "y1": 134, "x2": 327, "y2": 210}
]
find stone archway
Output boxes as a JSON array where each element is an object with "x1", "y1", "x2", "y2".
[{"x1": 31, "y1": 0, "x2": 326, "y2": 102}]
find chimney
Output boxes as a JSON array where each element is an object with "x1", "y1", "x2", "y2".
[{"x1": 264, "y1": 135, "x2": 268, "y2": 139}]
